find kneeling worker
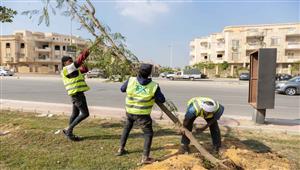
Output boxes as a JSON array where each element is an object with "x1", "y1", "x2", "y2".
[
  {"x1": 116, "y1": 63, "x2": 165, "y2": 164},
  {"x1": 179, "y1": 97, "x2": 224, "y2": 154}
]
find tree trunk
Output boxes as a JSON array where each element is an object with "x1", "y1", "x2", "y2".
[{"x1": 156, "y1": 102, "x2": 229, "y2": 169}]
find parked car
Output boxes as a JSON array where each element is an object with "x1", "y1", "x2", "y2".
[
  {"x1": 276, "y1": 74, "x2": 292, "y2": 81},
  {"x1": 86, "y1": 69, "x2": 104, "y2": 78},
  {"x1": 0, "y1": 69, "x2": 14, "y2": 76},
  {"x1": 275, "y1": 76, "x2": 300, "y2": 96},
  {"x1": 168, "y1": 69, "x2": 202, "y2": 81},
  {"x1": 239, "y1": 73, "x2": 249, "y2": 81},
  {"x1": 160, "y1": 71, "x2": 173, "y2": 78}
]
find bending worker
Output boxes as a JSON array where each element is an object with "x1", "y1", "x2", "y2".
[
  {"x1": 61, "y1": 48, "x2": 90, "y2": 141},
  {"x1": 116, "y1": 63, "x2": 165, "y2": 164},
  {"x1": 179, "y1": 97, "x2": 224, "y2": 154}
]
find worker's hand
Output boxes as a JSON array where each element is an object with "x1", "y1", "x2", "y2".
[{"x1": 178, "y1": 128, "x2": 185, "y2": 135}]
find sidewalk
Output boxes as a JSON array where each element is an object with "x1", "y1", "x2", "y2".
[{"x1": 1, "y1": 99, "x2": 299, "y2": 135}]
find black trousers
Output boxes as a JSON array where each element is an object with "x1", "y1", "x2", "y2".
[
  {"x1": 68, "y1": 92, "x2": 90, "y2": 134},
  {"x1": 181, "y1": 114, "x2": 221, "y2": 148},
  {"x1": 120, "y1": 113, "x2": 153, "y2": 157}
]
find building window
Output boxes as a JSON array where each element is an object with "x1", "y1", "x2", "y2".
[
  {"x1": 63, "y1": 46, "x2": 66, "y2": 51},
  {"x1": 232, "y1": 40, "x2": 239, "y2": 47},
  {"x1": 42, "y1": 64, "x2": 48, "y2": 67},
  {"x1": 53, "y1": 37, "x2": 55, "y2": 40},
  {"x1": 6, "y1": 43, "x2": 10, "y2": 48},
  {"x1": 55, "y1": 45, "x2": 60, "y2": 51},
  {"x1": 271, "y1": 37, "x2": 280, "y2": 46},
  {"x1": 204, "y1": 56, "x2": 208, "y2": 59},
  {"x1": 217, "y1": 54, "x2": 223, "y2": 58}
]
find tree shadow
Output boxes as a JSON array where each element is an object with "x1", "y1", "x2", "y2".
[
  {"x1": 222, "y1": 126, "x2": 271, "y2": 153},
  {"x1": 82, "y1": 126, "x2": 178, "y2": 141}
]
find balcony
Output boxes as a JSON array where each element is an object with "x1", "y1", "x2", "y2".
[
  {"x1": 246, "y1": 31, "x2": 264, "y2": 37},
  {"x1": 35, "y1": 47, "x2": 51, "y2": 52},
  {"x1": 246, "y1": 43, "x2": 262, "y2": 50},
  {"x1": 189, "y1": 41, "x2": 195, "y2": 47},
  {"x1": 34, "y1": 37, "x2": 52, "y2": 42},
  {"x1": 285, "y1": 42, "x2": 300, "y2": 50},
  {"x1": 216, "y1": 44, "x2": 225, "y2": 52},
  {"x1": 199, "y1": 47, "x2": 209, "y2": 54},
  {"x1": 286, "y1": 29, "x2": 300, "y2": 36},
  {"x1": 189, "y1": 51, "x2": 195, "y2": 56}
]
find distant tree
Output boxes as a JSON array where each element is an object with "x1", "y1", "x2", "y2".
[
  {"x1": 0, "y1": 6, "x2": 17, "y2": 23},
  {"x1": 159, "y1": 67, "x2": 174, "y2": 73},
  {"x1": 291, "y1": 61, "x2": 300, "y2": 75},
  {"x1": 220, "y1": 61, "x2": 229, "y2": 70}
]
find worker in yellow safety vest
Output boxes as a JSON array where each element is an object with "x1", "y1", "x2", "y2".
[
  {"x1": 116, "y1": 63, "x2": 166, "y2": 164},
  {"x1": 179, "y1": 97, "x2": 224, "y2": 154},
  {"x1": 61, "y1": 48, "x2": 90, "y2": 141}
]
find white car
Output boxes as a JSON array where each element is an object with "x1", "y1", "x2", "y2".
[{"x1": 0, "y1": 69, "x2": 14, "y2": 76}]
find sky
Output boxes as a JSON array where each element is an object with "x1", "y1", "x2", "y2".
[{"x1": 1, "y1": 0, "x2": 299, "y2": 68}]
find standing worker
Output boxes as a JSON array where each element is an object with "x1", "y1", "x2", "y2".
[
  {"x1": 179, "y1": 97, "x2": 224, "y2": 154},
  {"x1": 116, "y1": 63, "x2": 166, "y2": 164},
  {"x1": 61, "y1": 48, "x2": 90, "y2": 141}
]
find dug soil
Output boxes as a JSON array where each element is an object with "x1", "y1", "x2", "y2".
[{"x1": 140, "y1": 140, "x2": 291, "y2": 170}]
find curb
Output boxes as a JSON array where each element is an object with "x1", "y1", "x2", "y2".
[{"x1": 1, "y1": 99, "x2": 299, "y2": 135}]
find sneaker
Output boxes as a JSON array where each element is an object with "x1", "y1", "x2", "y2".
[
  {"x1": 62, "y1": 129, "x2": 81, "y2": 141},
  {"x1": 178, "y1": 144, "x2": 190, "y2": 154},
  {"x1": 115, "y1": 148, "x2": 128, "y2": 156},
  {"x1": 141, "y1": 156, "x2": 155, "y2": 164}
]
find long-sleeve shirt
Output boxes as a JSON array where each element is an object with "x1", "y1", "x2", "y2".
[
  {"x1": 66, "y1": 48, "x2": 89, "y2": 78},
  {"x1": 121, "y1": 76, "x2": 166, "y2": 103}
]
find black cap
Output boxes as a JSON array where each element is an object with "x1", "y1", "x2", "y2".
[
  {"x1": 139, "y1": 63, "x2": 153, "y2": 78},
  {"x1": 61, "y1": 56, "x2": 72, "y2": 64}
]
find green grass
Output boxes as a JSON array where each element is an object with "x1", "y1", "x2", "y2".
[{"x1": 0, "y1": 111, "x2": 299, "y2": 169}]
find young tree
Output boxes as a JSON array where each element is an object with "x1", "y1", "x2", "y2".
[
  {"x1": 22, "y1": 0, "x2": 139, "y2": 81},
  {"x1": 0, "y1": 6, "x2": 17, "y2": 23}
]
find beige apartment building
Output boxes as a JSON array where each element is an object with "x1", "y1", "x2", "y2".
[
  {"x1": 189, "y1": 23, "x2": 300, "y2": 74},
  {"x1": 0, "y1": 30, "x2": 87, "y2": 73}
]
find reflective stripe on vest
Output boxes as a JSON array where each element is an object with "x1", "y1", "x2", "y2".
[
  {"x1": 188, "y1": 97, "x2": 219, "y2": 118},
  {"x1": 61, "y1": 67, "x2": 90, "y2": 96},
  {"x1": 125, "y1": 77, "x2": 158, "y2": 115}
]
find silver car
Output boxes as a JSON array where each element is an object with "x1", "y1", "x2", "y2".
[{"x1": 275, "y1": 76, "x2": 300, "y2": 96}]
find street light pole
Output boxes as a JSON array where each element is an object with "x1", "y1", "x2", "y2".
[{"x1": 169, "y1": 43, "x2": 173, "y2": 68}]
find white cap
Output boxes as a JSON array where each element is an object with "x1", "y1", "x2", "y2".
[{"x1": 200, "y1": 99, "x2": 218, "y2": 113}]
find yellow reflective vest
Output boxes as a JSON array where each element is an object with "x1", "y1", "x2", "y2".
[
  {"x1": 125, "y1": 77, "x2": 158, "y2": 115},
  {"x1": 61, "y1": 67, "x2": 90, "y2": 96},
  {"x1": 187, "y1": 97, "x2": 220, "y2": 119}
]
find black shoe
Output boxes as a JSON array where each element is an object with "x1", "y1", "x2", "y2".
[
  {"x1": 178, "y1": 144, "x2": 190, "y2": 154},
  {"x1": 212, "y1": 146, "x2": 220, "y2": 154},
  {"x1": 62, "y1": 129, "x2": 81, "y2": 141},
  {"x1": 115, "y1": 148, "x2": 128, "y2": 156}
]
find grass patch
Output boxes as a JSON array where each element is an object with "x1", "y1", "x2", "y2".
[{"x1": 0, "y1": 111, "x2": 299, "y2": 169}]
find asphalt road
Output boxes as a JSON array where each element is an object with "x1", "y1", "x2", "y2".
[{"x1": 1, "y1": 76, "x2": 299, "y2": 120}]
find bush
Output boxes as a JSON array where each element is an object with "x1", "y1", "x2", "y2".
[{"x1": 220, "y1": 61, "x2": 229, "y2": 70}]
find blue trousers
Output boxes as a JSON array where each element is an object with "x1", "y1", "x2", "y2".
[{"x1": 181, "y1": 104, "x2": 221, "y2": 148}]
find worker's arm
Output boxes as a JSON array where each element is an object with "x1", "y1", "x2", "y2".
[
  {"x1": 79, "y1": 65, "x2": 89, "y2": 74},
  {"x1": 154, "y1": 86, "x2": 166, "y2": 104},
  {"x1": 74, "y1": 48, "x2": 90, "y2": 68},
  {"x1": 196, "y1": 118, "x2": 217, "y2": 132},
  {"x1": 120, "y1": 80, "x2": 129, "y2": 93}
]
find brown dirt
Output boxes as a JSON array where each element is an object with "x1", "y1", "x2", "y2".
[{"x1": 140, "y1": 141, "x2": 292, "y2": 170}]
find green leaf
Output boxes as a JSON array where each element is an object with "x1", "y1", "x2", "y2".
[{"x1": 38, "y1": 15, "x2": 44, "y2": 25}]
